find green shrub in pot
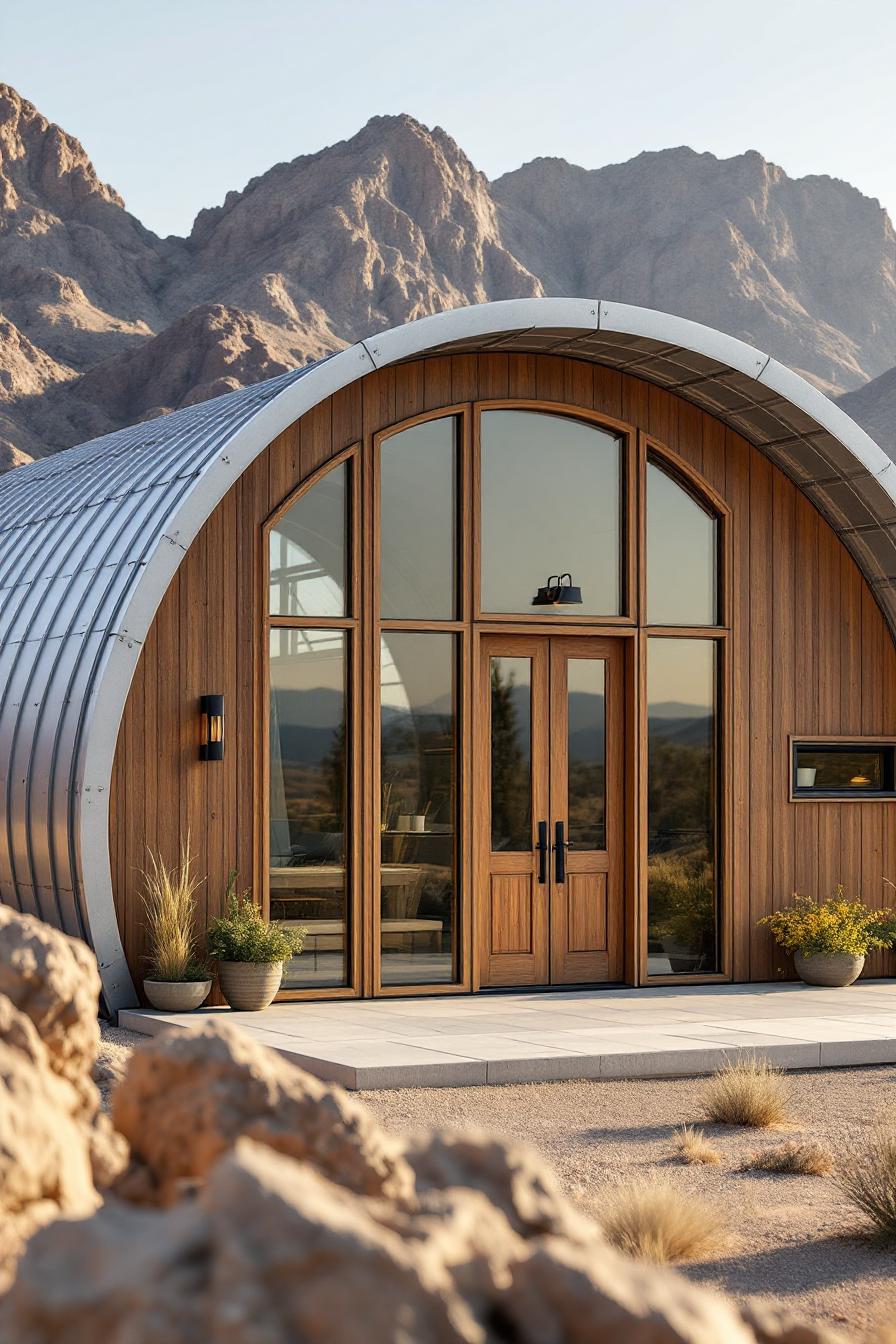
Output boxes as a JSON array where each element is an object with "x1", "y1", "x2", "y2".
[
  {"x1": 207, "y1": 873, "x2": 306, "y2": 1010},
  {"x1": 758, "y1": 889, "x2": 896, "y2": 986}
]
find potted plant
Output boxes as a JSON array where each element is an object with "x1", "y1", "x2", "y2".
[
  {"x1": 207, "y1": 872, "x2": 306, "y2": 1011},
  {"x1": 140, "y1": 839, "x2": 212, "y2": 1010},
  {"x1": 758, "y1": 889, "x2": 895, "y2": 987}
]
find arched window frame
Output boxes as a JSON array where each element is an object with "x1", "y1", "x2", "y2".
[
  {"x1": 261, "y1": 442, "x2": 362, "y2": 1001},
  {"x1": 638, "y1": 434, "x2": 731, "y2": 984},
  {"x1": 473, "y1": 400, "x2": 639, "y2": 625}
]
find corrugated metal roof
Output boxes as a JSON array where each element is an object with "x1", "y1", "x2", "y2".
[{"x1": 0, "y1": 299, "x2": 892, "y2": 1011}]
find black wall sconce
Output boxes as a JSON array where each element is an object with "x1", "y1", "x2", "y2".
[
  {"x1": 199, "y1": 694, "x2": 224, "y2": 761},
  {"x1": 532, "y1": 573, "x2": 583, "y2": 607}
]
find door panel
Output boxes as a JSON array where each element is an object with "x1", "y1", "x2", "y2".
[
  {"x1": 477, "y1": 634, "x2": 624, "y2": 988},
  {"x1": 478, "y1": 639, "x2": 549, "y2": 986},
  {"x1": 549, "y1": 637, "x2": 623, "y2": 984}
]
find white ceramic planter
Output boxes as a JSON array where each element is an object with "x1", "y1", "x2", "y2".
[
  {"x1": 793, "y1": 950, "x2": 864, "y2": 987},
  {"x1": 143, "y1": 978, "x2": 212, "y2": 1011},
  {"x1": 218, "y1": 961, "x2": 283, "y2": 1011},
  {"x1": 796, "y1": 767, "x2": 817, "y2": 788}
]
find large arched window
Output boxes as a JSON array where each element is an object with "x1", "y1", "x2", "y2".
[{"x1": 264, "y1": 408, "x2": 727, "y2": 998}]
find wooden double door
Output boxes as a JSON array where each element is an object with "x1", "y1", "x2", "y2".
[{"x1": 477, "y1": 634, "x2": 624, "y2": 988}]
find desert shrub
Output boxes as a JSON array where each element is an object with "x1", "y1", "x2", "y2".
[
  {"x1": 207, "y1": 872, "x2": 306, "y2": 964},
  {"x1": 601, "y1": 1179, "x2": 727, "y2": 1264},
  {"x1": 836, "y1": 1130, "x2": 896, "y2": 1238},
  {"x1": 740, "y1": 1140, "x2": 831, "y2": 1176},
  {"x1": 673, "y1": 1125, "x2": 720, "y2": 1166},
  {"x1": 758, "y1": 890, "x2": 895, "y2": 957},
  {"x1": 140, "y1": 838, "x2": 208, "y2": 981},
  {"x1": 702, "y1": 1058, "x2": 791, "y2": 1129}
]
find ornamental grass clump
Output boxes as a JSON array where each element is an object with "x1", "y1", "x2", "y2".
[
  {"x1": 207, "y1": 872, "x2": 306, "y2": 964},
  {"x1": 673, "y1": 1125, "x2": 721, "y2": 1166},
  {"x1": 140, "y1": 838, "x2": 209, "y2": 981},
  {"x1": 601, "y1": 1179, "x2": 727, "y2": 1264},
  {"x1": 741, "y1": 1140, "x2": 832, "y2": 1177},
  {"x1": 702, "y1": 1058, "x2": 792, "y2": 1129},
  {"x1": 758, "y1": 890, "x2": 895, "y2": 957},
  {"x1": 836, "y1": 1129, "x2": 896, "y2": 1239}
]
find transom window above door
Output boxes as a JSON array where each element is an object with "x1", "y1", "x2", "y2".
[{"x1": 480, "y1": 410, "x2": 622, "y2": 616}]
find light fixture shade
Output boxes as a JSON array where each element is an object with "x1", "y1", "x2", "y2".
[
  {"x1": 531, "y1": 573, "x2": 583, "y2": 607},
  {"x1": 200, "y1": 693, "x2": 224, "y2": 761}
]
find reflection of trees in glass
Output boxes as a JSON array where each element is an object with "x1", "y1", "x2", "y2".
[
  {"x1": 322, "y1": 721, "x2": 346, "y2": 826},
  {"x1": 490, "y1": 662, "x2": 529, "y2": 850},
  {"x1": 647, "y1": 739, "x2": 712, "y2": 842},
  {"x1": 568, "y1": 759, "x2": 605, "y2": 848},
  {"x1": 647, "y1": 852, "x2": 715, "y2": 971},
  {"x1": 647, "y1": 737, "x2": 716, "y2": 971}
]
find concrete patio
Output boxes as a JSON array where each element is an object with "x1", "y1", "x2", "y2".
[{"x1": 119, "y1": 980, "x2": 896, "y2": 1090}]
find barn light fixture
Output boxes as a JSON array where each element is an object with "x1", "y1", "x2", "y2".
[
  {"x1": 199, "y1": 694, "x2": 224, "y2": 761},
  {"x1": 532, "y1": 573, "x2": 583, "y2": 607}
]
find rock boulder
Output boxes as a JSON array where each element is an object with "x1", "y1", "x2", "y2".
[{"x1": 111, "y1": 1019, "x2": 414, "y2": 1206}]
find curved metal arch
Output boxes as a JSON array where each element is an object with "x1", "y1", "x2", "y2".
[{"x1": 1, "y1": 298, "x2": 894, "y2": 1011}]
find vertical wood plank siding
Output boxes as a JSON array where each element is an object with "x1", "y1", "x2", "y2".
[{"x1": 110, "y1": 354, "x2": 896, "y2": 990}]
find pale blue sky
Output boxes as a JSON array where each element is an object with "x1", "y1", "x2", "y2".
[{"x1": 4, "y1": 0, "x2": 894, "y2": 238}]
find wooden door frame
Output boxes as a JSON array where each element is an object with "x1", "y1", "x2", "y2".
[{"x1": 473, "y1": 628, "x2": 635, "y2": 990}]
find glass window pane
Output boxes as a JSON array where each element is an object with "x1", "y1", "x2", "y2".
[
  {"x1": 647, "y1": 638, "x2": 719, "y2": 975},
  {"x1": 567, "y1": 659, "x2": 605, "y2": 850},
  {"x1": 647, "y1": 461, "x2": 717, "y2": 625},
  {"x1": 269, "y1": 628, "x2": 348, "y2": 988},
  {"x1": 795, "y1": 746, "x2": 889, "y2": 792},
  {"x1": 490, "y1": 655, "x2": 532, "y2": 851},
  {"x1": 381, "y1": 418, "x2": 456, "y2": 618},
  {"x1": 269, "y1": 462, "x2": 346, "y2": 616},
  {"x1": 481, "y1": 411, "x2": 620, "y2": 615},
  {"x1": 380, "y1": 633, "x2": 457, "y2": 986}
]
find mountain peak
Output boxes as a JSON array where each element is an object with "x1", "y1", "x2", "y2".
[
  {"x1": 0, "y1": 83, "x2": 124, "y2": 216},
  {"x1": 0, "y1": 92, "x2": 894, "y2": 465}
]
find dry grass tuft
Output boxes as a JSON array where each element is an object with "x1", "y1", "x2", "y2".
[
  {"x1": 836, "y1": 1129, "x2": 896, "y2": 1239},
  {"x1": 601, "y1": 1179, "x2": 728, "y2": 1264},
  {"x1": 673, "y1": 1125, "x2": 721, "y2": 1166},
  {"x1": 702, "y1": 1057, "x2": 792, "y2": 1129},
  {"x1": 740, "y1": 1139, "x2": 832, "y2": 1176},
  {"x1": 140, "y1": 836, "x2": 204, "y2": 981}
]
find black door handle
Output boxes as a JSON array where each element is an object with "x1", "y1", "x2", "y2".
[
  {"x1": 555, "y1": 821, "x2": 573, "y2": 883},
  {"x1": 535, "y1": 820, "x2": 548, "y2": 884}
]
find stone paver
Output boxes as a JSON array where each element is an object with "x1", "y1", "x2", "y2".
[{"x1": 119, "y1": 980, "x2": 896, "y2": 1089}]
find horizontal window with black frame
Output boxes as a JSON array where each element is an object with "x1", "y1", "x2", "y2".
[{"x1": 791, "y1": 741, "x2": 896, "y2": 799}]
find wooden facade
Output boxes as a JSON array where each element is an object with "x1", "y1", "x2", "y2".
[{"x1": 109, "y1": 352, "x2": 896, "y2": 998}]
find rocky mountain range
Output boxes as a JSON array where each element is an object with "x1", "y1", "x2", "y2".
[{"x1": 1, "y1": 81, "x2": 895, "y2": 469}]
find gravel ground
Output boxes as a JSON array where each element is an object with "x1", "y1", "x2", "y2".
[
  {"x1": 98, "y1": 1023, "x2": 896, "y2": 1338},
  {"x1": 362, "y1": 1068, "x2": 896, "y2": 1340}
]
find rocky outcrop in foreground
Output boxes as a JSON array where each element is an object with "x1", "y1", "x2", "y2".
[
  {"x1": 0, "y1": 906, "x2": 842, "y2": 1342},
  {"x1": 0, "y1": 907, "x2": 126, "y2": 1286}
]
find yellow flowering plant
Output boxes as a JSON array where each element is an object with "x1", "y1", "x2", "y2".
[{"x1": 758, "y1": 889, "x2": 896, "y2": 957}]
